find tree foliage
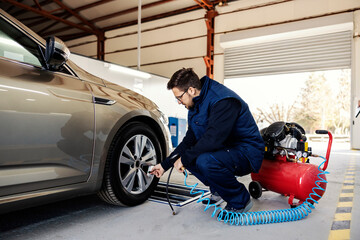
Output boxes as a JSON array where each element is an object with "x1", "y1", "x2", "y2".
[
  {"x1": 255, "y1": 102, "x2": 296, "y2": 124},
  {"x1": 293, "y1": 72, "x2": 333, "y2": 133},
  {"x1": 254, "y1": 70, "x2": 350, "y2": 134},
  {"x1": 328, "y1": 70, "x2": 350, "y2": 134}
]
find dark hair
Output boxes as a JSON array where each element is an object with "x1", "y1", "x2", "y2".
[{"x1": 167, "y1": 68, "x2": 202, "y2": 91}]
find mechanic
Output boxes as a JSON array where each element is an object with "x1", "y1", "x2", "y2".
[{"x1": 151, "y1": 68, "x2": 264, "y2": 217}]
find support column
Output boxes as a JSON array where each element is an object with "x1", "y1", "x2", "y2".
[
  {"x1": 203, "y1": 9, "x2": 218, "y2": 79},
  {"x1": 137, "y1": 0, "x2": 142, "y2": 70},
  {"x1": 97, "y1": 31, "x2": 105, "y2": 60},
  {"x1": 351, "y1": 10, "x2": 360, "y2": 149}
]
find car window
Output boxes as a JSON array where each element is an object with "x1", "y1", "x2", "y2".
[{"x1": 0, "y1": 17, "x2": 43, "y2": 67}]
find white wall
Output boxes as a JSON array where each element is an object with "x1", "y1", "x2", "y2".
[
  {"x1": 69, "y1": 54, "x2": 188, "y2": 119},
  {"x1": 67, "y1": 10, "x2": 207, "y2": 79}
]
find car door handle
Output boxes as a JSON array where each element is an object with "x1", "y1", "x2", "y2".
[{"x1": 93, "y1": 97, "x2": 116, "y2": 105}]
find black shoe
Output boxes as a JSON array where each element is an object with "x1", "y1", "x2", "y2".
[
  {"x1": 217, "y1": 199, "x2": 253, "y2": 222},
  {"x1": 202, "y1": 192, "x2": 224, "y2": 206}
]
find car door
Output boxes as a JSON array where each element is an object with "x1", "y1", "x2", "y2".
[{"x1": 0, "y1": 16, "x2": 94, "y2": 196}]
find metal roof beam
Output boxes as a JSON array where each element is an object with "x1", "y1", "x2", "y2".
[
  {"x1": 57, "y1": 4, "x2": 202, "y2": 41},
  {"x1": 90, "y1": 0, "x2": 176, "y2": 24},
  {"x1": 18, "y1": 15, "x2": 44, "y2": 22},
  {"x1": 32, "y1": 0, "x2": 42, "y2": 10},
  {"x1": 103, "y1": 5, "x2": 202, "y2": 32},
  {"x1": 25, "y1": 0, "x2": 112, "y2": 29},
  {"x1": 2, "y1": 0, "x2": 95, "y2": 34},
  {"x1": 11, "y1": 0, "x2": 52, "y2": 17},
  {"x1": 5, "y1": 0, "x2": 24, "y2": 13},
  {"x1": 52, "y1": 0, "x2": 100, "y2": 33},
  {"x1": 75, "y1": 0, "x2": 114, "y2": 12},
  {"x1": 43, "y1": 0, "x2": 185, "y2": 37}
]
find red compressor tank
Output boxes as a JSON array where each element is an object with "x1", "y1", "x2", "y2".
[{"x1": 250, "y1": 130, "x2": 332, "y2": 206}]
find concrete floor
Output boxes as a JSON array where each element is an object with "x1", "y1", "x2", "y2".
[{"x1": 0, "y1": 142, "x2": 359, "y2": 240}]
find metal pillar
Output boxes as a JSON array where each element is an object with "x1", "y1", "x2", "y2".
[
  {"x1": 97, "y1": 31, "x2": 105, "y2": 60},
  {"x1": 203, "y1": 9, "x2": 218, "y2": 79},
  {"x1": 137, "y1": 0, "x2": 142, "y2": 70}
]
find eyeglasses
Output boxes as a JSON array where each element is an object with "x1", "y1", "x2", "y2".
[{"x1": 175, "y1": 88, "x2": 189, "y2": 102}]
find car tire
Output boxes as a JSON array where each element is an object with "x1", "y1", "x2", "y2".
[{"x1": 98, "y1": 121, "x2": 162, "y2": 206}]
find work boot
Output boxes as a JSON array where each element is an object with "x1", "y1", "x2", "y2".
[
  {"x1": 217, "y1": 199, "x2": 253, "y2": 222},
  {"x1": 202, "y1": 192, "x2": 224, "y2": 206}
]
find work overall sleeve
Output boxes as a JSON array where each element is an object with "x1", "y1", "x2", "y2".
[
  {"x1": 160, "y1": 127, "x2": 196, "y2": 171},
  {"x1": 181, "y1": 98, "x2": 240, "y2": 167}
]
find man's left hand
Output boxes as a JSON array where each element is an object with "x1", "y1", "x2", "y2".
[{"x1": 174, "y1": 158, "x2": 184, "y2": 173}]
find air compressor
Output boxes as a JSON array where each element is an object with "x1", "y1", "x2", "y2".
[{"x1": 249, "y1": 121, "x2": 333, "y2": 207}]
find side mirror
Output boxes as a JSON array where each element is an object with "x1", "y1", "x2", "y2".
[{"x1": 45, "y1": 36, "x2": 70, "y2": 70}]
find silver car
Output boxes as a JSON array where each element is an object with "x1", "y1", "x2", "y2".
[{"x1": 0, "y1": 9, "x2": 171, "y2": 213}]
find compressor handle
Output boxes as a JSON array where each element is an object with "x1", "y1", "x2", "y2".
[
  {"x1": 315, "y1": 130, "x2": 332, "y2": 171},
  {"x1": 315, "y1": 130, "x2": 328, "y2": 134}
]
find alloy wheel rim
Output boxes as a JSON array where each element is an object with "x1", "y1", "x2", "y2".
[{"x1": 118, "y1": 134, "x2": 157, "y2": 194}]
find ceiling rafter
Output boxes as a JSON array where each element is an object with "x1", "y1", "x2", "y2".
[
  {"x1": 194, "y1": 0, "x2": 227, "y2": 10},
  {"x1": 102, "y1": 4, "x2": 202, "y2": 32},
  {"x1": 56, "y1": 4, "x2": 202, "y2": 41},
  {"x1": 2, "y1": 0, "x2": 95, "y2": 33},
  {"x1": 2, "y1": 0, "x2": 212, "y2": 40},
  {"x1": 75, "y1": 0, "x2": 114, "y2": 12},
  {"x1": 54, "y1": 5, "x2": 201, "y2": 41},
  {"x1": 12, "y1": 0, "x2": 52, "y2": 17},
  {"x1": 26, "y1": 0, "x2": 112, "y2": 29},
  {"x1": 40, "y1": 0, "x2": 177, "y2": 38},
  {"x1": 37, "y1": 18, "x2": 65, "y2": 35},
  {"x1": 1, "y1": 0, "x2": 234, "y2": 60},
  {"x1": 48, "y1": 7, "x2": 64, "y2": 14},
  {"x1": 2, "y1": 0, "x2": 235, "y2": 62},
  {"x1": 26, "y1": 11, "x2": 66, "y2": 28},
  {"x1": 5, "y1": 0, "x2": 24, "y2": 13},
  {"x1": 52, "y1": 0, "x2": 100, "y2": 33},
  {"x1": 19, "y1": 15, "x2": 44, "y2": 21},
  {"x1": 194, "y1": 0, "x2": 211, "y2": 10},
  {"x1": 90, "y1": 0, "x2": 176, "y2": 23},
  {"x1": 3, "y1": 0, "x2": 234, "y2": 41},
  {"x1": 32, "y1": 0, "x2": 42, "y2": 10}
]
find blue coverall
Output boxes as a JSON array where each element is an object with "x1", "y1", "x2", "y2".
[{"x1": 161, "y1": 76, "x2": 264, "y2": 209}]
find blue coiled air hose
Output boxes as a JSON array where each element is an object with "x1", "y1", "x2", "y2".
[{"x1": 176, "y1": 156, "x2": 329, "y2": 225}]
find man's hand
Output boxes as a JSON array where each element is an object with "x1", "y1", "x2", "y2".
[
  {"x1": 150, "y1": 164, "x2": 164, "y2": 178},
  {"x1": 174, "y1": 158, "x2": 184, "y2": 173}
]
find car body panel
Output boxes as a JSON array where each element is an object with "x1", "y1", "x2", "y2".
[
  {"x1": 0, "y1": 57, "x2": 94, "y2": 197},
  {"x1": 0, "y1": 9, "x2": 172, "y2": 213}
]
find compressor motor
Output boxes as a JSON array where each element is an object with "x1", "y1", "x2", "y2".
[{"x1": 260, "y1": 121, "x2": 311, "y2": 162}]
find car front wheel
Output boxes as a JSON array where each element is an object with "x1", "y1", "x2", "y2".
[{"x1": 98, "y1": 121, "x2": 162, "y2": 206}]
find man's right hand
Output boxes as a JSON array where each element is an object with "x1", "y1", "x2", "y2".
[{"x1": 150, "y1": 164, "x2": 164, "y2": 178}]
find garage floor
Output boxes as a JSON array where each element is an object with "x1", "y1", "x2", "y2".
[{"x1": 0, "y1": 142, "x2": 358, "y2": 240}]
